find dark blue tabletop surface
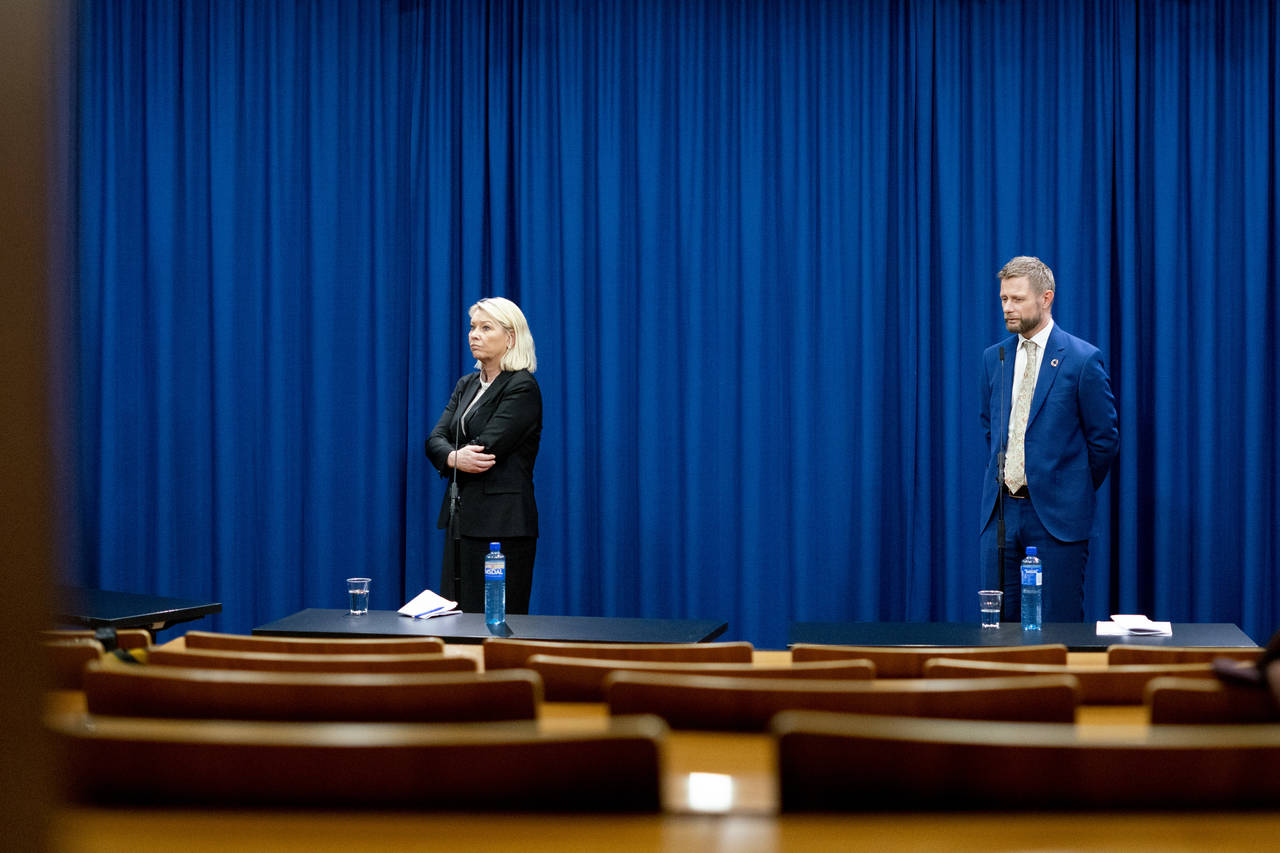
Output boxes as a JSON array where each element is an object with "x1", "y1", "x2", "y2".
[
  {"x1": 54, "y1": 587, "x2": 222, "y2": 632},
  {"x1": 788, "y1": 621, "x2": 1257, "y2": 651},
  {"x1": 254, "y1": 609, "x2": 729, "y2": 644}
]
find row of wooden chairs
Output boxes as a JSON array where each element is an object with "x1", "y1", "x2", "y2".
[
  {"x1": 41, "y1": 628, "x2": 152, "y2": 650},
  {"x1": 47, "y1": 629, "x2": 1264, "y2": 673},
  {"x1": 527, "y1": 655, "x2": 874, "y2": 701},
  {"x1": 45, "y1": 629, "x2": 664, "y2": 811},
  {"x1": 184, "y1": 631, "x2": 447, "y2": 655},
  {"x1": 41, "y1": 630, "x2": 453, "y2": 687},
  {"x1": 530, "y1": 656, "x2": 1271, "y2": 726},
  {"x1": 65, "y1": 658, "x2": 1275, "y2": 732},
  {"x1": 774, "y1": 710, "x2": 1280, "y2": 810},
  {"x1": 148, "y1": 646, "x2": 477, "y2": 674},
  {"x1": 51, "y1": 703, "x2": 1280, "y2": 811},
  {"x1": 69, "y1": 657, "x2": 1079, "y2": 729},
  {"x1": 483, "y1": 641, "x2": 1072, "y2": 727},
  {"x1": 83, "y1": 660, "x2": 542, "y2": 723},
  {"x1": 45, "y1": 632, "x2": 1275, "y2": 725},
  {"x1": 43, "y1": 630, "x2": 1278, "y2": 810},
  {"x1": 607, "y1": 671, "x2": 1079, "y2": 728},
  {"x1": 485, "y1": 636, "x2": 1255, "y2": 674},
  {"x1": 49, "y1": 710, "x2": 665, "y2": 810},
  {"x1": 488, "y1": 639, "x2": 1262, "y2": 700},
  {"x1": 42, "y1": 629, "x2": 155, "y2": 689},
  {"x1": 921, "y1": 658, "x2": 1215, "y2": 704}
]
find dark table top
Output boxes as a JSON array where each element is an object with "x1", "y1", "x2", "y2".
[
  {"x1": 254, "y1": 609, "x2": 730, "y2": 645},
  {"x1": 788, "y1": 621, "x2": 1258, "y2": 652},
  {"x1": 54, "y1": 587, "x2": 222, "y2": 633}
]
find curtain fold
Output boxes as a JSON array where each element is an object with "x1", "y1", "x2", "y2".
[{"x1": 72, "y1": 0, "x2": 1279, "y2": 647}]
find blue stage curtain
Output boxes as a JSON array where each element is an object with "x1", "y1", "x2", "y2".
[{"x1": 70, "y1": 0, "x2": 1280, "y2": 648}]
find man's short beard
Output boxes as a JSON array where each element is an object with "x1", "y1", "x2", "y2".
[{"x1": 1015, "y1": 312, "x2": 1041, "y2": 334}]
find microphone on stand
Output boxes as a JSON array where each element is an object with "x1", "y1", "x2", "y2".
[{"x1": 996, "y1": 345, "x2": 1008, "y2": 616}]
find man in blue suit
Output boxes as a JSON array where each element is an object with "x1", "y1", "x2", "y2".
[{"x1": 980, "y1": 256, "x2": 1119, "y2": 622}]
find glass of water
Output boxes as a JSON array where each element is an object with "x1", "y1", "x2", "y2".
[
  {"x1": 978, "y1": 589, "x2": 1003, "y2": 628},
  {"x1": 347, "y1": 577, "x2": 371, "y2": 615}
]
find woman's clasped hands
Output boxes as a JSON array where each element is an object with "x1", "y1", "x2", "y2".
[{"x1": 451, "y1": 444, "x2": 495, "y2": 473}]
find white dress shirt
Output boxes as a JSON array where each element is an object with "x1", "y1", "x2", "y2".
[{"x1": 1006, "y1": 318, "x2": 1054, "y2": 447}]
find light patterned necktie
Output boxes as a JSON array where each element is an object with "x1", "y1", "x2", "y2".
[{"x1": 1005, "y1": 339, "x2": 1038, "y2": 493}]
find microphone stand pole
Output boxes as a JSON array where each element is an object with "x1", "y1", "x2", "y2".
[
  {"x1": 450, "y1": 416, "x2": 462, "y2": 605},
  {"x1": 996, "y1": 345, "x2": 1007, "y2": 615}
]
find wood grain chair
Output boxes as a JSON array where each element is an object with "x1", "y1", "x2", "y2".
[
  {"x1": 1106, "y1": 645, "x2": 1261, "y2": 665},
  {"x1": 527, "y1": 654, "x2": 875, "y2": 702},
  {"x1": 1146, "y1": 677, "x2": 1280, "y2": 724},
  {"x1": 790, "y1": 643, "x2": 1067, "y2": 676},
  {"x1": 82, "y1": 661, "x2": 540, "y2": 723},
  {"x1": 605, "y1": 671, "x2": 1078, "y2": 730},
  {"x1": 41, "y1": 628, "x2": 152, "y2": 651},
  {"x1": 773, "y1": 710, "x2": 1280, "y2": 810},
  {"x1": 182, "y1": 630, "x2": 445, "y2": 655},
  {"x1": 483, "y1": 638, "x2": 754, "y2": 671},
  {"x1": 42, "y1": 638, "x2": 105, "y2": 689},
  {"x1": 147, "y1": 646, "x2": 476, "y2": 674},
  {"x1": 923, "y1": 657, "x2": 1216, "y2": 705},
  {"x1": 48, "y1": 711, "x2": 664, "y2": 810}
]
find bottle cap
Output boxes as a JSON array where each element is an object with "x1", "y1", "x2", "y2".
[
  {"x1": 1025, "y1": 546, "x2": 1037, "y2": 556},
  {"x1": 490, "y1": 542, "x2": 501, "y2": 551}
]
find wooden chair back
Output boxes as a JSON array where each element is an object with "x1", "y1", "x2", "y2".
[
  {"x1": 49, "y1": 711, "x2": 664, "y2": 811},
  {"x1": 773, "y1": 710, "x2": 1280, "y2": 810},
  {"x1": 1146, "y1": 677, "x2": 1280, "y2": 724},
  {"x1": 790, "y1": 643, "x2": 1067, "y2": 677},
  {"x1": 1106, "y1": 645, "x2": 1261, "y2": 665},
  {"x1": 41, "y1": 628, "x2": 152, "y2": 650},
  {"x1": 183, "y1": 630, "x2": 445, "y2": 655},
  {"x1": 483, "y1": 638, "x2": 753, "y2": 671},
  {"x1": 42, "y1": 638, "x2": 104, "y2": 689},
  {"x1": 605, "y1": 671, "x2": 1078, "y2": 730},
  {"x1": 147, "y1": 646, "x2": 476, "y2": 674},
  {"x1": 82, "y1": 661, "x2": 540, "y2": 723},
  {"x1": 527, "y1": 654, "x2": 874, "y2": 702},
  {"x1": 923, "y1": 658, "x2": 1216, "y2": 705}
]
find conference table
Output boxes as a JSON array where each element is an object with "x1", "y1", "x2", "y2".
[
  {"x1": 256, "y1": 611, "x2": 1258, "y2": 651},
  {"x1": 254, "y1": 609, "x2": 729, "y2": 644},
  {"x1": 53, "y1": 587, "x2": 222, "y2": 636},
  {"x1": 790, "y1": 621, "x2": 1258, "y2": 651}
]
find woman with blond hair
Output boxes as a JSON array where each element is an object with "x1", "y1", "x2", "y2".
[{"x1": 426, "y1": 297, "x2": 541, "y2": 613}]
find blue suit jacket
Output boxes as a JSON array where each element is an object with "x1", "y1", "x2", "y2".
[{"x1": 980, "y1": 324, "x2": 1118, "y2": 542}]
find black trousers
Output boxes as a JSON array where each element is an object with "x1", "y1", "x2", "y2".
[{"x1": 440, "y1": 535, "x2": 536, "y2": 614}]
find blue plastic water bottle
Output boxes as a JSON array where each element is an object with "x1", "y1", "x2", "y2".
[
  {"x1": 1020, "y1": 546, "x2": 1042, "y2": 631},
  {"x1": 484, "y1": 542, "x2": 506, "y2": 625}
]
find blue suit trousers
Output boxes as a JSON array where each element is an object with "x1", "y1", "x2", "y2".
[{"x1": 980, "y1": 492, "x2": 1087, "y2": 623}]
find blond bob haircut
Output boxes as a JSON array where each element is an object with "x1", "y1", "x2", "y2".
[
  {"x1": 470, "y1": 297, "x2": 537, "y2": 373},
  {"x1": 998, "y1": 255, "x2": 1056, "y2": 296}
]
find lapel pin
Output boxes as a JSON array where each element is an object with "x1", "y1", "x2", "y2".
[{"x1": 1051, "y1": 358, "x2": 1059, "y2": 367}]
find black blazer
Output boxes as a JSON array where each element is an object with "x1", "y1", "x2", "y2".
[{"x1": 425, "y1": 369, "x2": 541, "y2": 538}]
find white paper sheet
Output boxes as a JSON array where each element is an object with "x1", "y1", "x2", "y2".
[
  {"x1": 1095, "y1": 614, "x2": 1172, "y2": 636},
  {"x1": 397, "y1": 589, "x2": 462, "y2": 619}
]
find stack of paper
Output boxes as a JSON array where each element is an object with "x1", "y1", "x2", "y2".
[
  {"x1": 1095, "y1": 614, "x2": 1172, "y2": 637},
  {"x1": 398, "y1": 589, "x2": 462, "y2": 619}
]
